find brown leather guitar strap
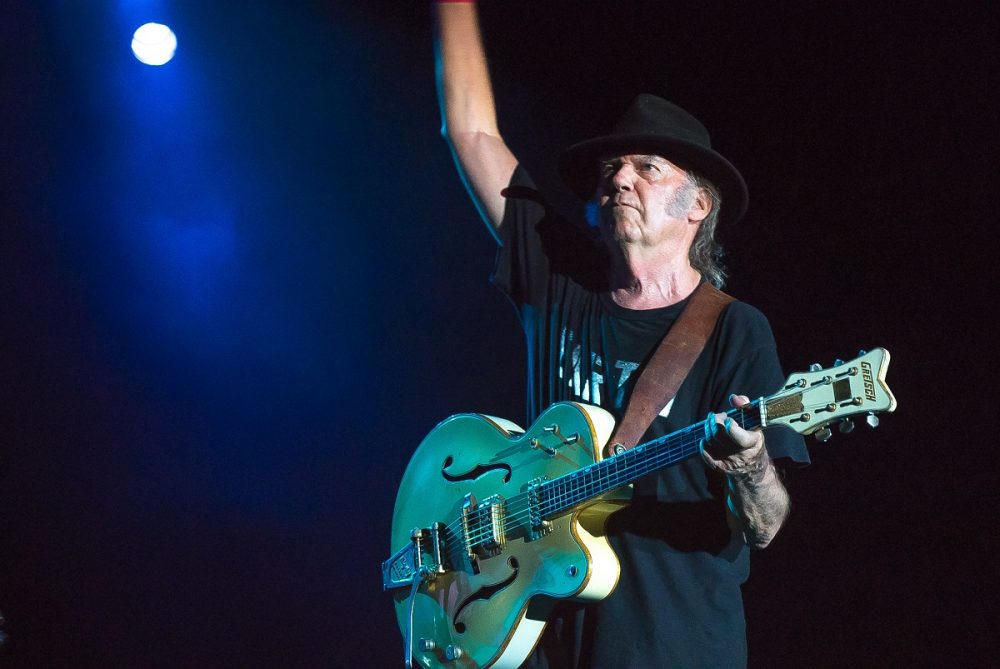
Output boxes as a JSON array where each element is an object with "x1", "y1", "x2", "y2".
[{"x1": 606, "y1": 282, "x2": 734, "y2": 455}]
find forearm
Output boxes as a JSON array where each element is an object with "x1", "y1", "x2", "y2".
[
  {"x1": 434, "y1": 2, "x2": 499, "y2": 140},
  {"x1": 433, "y1": 1, "x2": 518, "y2": 234},
  {"x1": 726, "y1": 457, "x2": 791, "y2": 549}
]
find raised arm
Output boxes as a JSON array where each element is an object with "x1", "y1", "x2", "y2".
[{"x1": 434, "y1": 1, "x2": 518, "y2": 242}]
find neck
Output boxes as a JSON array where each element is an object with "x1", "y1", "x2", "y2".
[{"x1": 608, "y1": 245, "x2": 701, "y2": 309}]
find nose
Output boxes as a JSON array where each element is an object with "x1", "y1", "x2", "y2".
[{"x1": 607, "y1": 163, "x2": 635, "y2": 193}]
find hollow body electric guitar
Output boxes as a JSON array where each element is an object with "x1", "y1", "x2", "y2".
[{"x1": 382, "y1": 349, "x2": 897, "y2": 669}]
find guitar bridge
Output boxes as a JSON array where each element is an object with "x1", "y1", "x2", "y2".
[{"x1": 381, "y1": 522, "x2": 447, "y2": 591}]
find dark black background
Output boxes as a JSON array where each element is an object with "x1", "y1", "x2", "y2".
[{"x1": 1, "y1": 1, "x2": 995, "y2": 667}]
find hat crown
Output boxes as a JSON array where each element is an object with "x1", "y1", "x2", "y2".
[{"x1": 612, "y1": 94, "x2": 712, "y2": 151}]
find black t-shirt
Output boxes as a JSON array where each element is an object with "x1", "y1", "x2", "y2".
[{"x1": 493, "y1": 166, "x2": 810, "y2": 668}]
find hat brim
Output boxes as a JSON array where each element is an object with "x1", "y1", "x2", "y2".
[{"x1": 558, "y1": 134, "x2": 749, "y2": 226}]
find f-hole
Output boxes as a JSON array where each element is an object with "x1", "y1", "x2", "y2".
[
  {"x1": 453, "y1": 557, "x2": 520, "y2": 634},
  {"x1": 441, "y1": 455, "x2": 512, "y2": 483}
]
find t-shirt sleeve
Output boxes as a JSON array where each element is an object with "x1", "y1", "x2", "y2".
[
  {"x1": 492, "y1": 166, "x2": 606, "y2": 310},
  {"x1": 712, "y1": 303, "x2": 811, "y2": 467},
  {"x1": 491, "y1": 166, "x2": 551, "y2": 307}
]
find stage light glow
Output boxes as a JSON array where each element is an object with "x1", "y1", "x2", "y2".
[{"x1": 131, "y1": 23, "x2": 177, "y2": 66}]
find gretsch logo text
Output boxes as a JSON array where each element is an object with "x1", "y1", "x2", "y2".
[{"x1": 861, "y1": 362, "x2": 877, "y2": 402}]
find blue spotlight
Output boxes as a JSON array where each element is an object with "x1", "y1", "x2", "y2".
[{"x1": 131, "y1": 23, "x2": 177, "y2": 66}]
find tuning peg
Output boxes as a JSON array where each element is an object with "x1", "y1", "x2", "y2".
[
  {"x1": 814, "y1": 427, "x2": 833, "y2": 443},
  {"x1": 809, "y1": 363, "x2": 822, "y2": 372},
  {"x1": 833, "y1": 358, "x2": 844, "y2": 367},
  {"x1": 838, "y1": 419, "x2": 855, "y2": 434},
  {"x1": 858, "y1": 349, "x2": 868, "y2": 357},
  {"x1": 866, "y1": 412, "x2": 880, "y2": 429}
]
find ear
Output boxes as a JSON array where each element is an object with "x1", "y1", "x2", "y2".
[{"x1": 688, "y1": 187, "x2": 712, "y2": 225}]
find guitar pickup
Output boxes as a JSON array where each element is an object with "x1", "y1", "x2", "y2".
[
  {"x1": 381, "y1": 523, "x2": 447, "y2": 591},
  {"x1": 526, "y1": 478, "x2": 553, "y2": 541},
  {"x1": 462, "y1": 494, "x2": 506, "y2": 560}
]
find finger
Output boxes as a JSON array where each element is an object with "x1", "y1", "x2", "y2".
[
  {"x1": 716, "y1": 415, "x2": 764, "y2": 452},
  {"x1": 710, "y1": 413, "x2": 764, "y2": 454},
  {"x1": 699, "y1": 443, "x2": 724, "y2": 471},
  {"x1": 705, "y1": 415, "x2": 741, "y2": 459},
  {"x1": 729, "y1": 393, "x2": 751, "y2": 408},
  {"x1": 713, "y1": 412, "x2": 752, "y2": 443}
]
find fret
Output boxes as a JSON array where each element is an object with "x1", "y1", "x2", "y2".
[{"x1": 539, "y1": 401, "x2": 762, "y2": 517}]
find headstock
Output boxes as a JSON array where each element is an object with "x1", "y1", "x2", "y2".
[{"x1": 763, "y1": 348, "x2": 897, "y2": 441}]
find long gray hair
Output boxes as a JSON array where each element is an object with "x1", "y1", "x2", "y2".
[{"x1": 686, "y1": 171, "x2": 727, "y2": 289}]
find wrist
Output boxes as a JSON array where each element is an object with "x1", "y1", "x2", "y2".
[{"x1": 727, "y1": 453, "x2": 772, "y2": 484}]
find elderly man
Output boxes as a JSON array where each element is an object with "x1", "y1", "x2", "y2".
[{"x1": 433, "y1": 2, "x2": 809, "y2": 666}]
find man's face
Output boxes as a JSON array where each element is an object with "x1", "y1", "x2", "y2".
[{"x1": 593, "y1": 154, "x2": 702, "y2": 251}]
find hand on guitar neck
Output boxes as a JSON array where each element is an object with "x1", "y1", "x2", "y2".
[
  {"x1": 702, "y1": 393, "x2": 768, "y2": 478},
  {"x1": 702, "y1": 393, "x2": 792, "y2": 548}
]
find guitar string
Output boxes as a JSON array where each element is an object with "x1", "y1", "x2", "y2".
[
  {"x1": 448, "y1": 420, "x2": 711, "y2": 549},
  {"x1": 508, "y1": 402, "x2": 753, "y2": 523},
  {"x1": 452, "y1": 433, "x2": 702, "y2": 551},
  {"x1": 422, "y1": 381, "x2": 866, "y2": 562},
  {"x1": 448, "y1": 400, "x2": 771, "y2": 550},
  {"x1": 442, "y1": 404, "x2": 761, "y2": 550},
  {"x1": 442, "y1": 392, "x2": 847, "y2": 552},
  {"x1": 406, "y1": 385, "x2": 866, "y2": 571}
]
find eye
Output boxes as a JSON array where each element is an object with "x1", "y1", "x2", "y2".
[{"x1": 599, "y1": 162, "x2": 617, "y2": 177}]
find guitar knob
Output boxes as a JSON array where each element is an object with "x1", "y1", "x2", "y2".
[
  {"x1": 809, "y1": 363, "x2": 822, "y2": 372},
  {"x1": 838, "y1": 419, "x2": 855, "y2": 434},
  {"x1": 866, "y1": 412, "x2": 880, "y2": 429},
  {"x1": 834, "y1": 358, "x2": 844, "y2": 367},
  {"x1": 815, "y1": 427, "x2": 833, "y2": 443}
]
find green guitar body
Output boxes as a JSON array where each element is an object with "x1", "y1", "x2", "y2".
[{"x1": 389, "y1": 402, "x2": 625, "y2": 669}]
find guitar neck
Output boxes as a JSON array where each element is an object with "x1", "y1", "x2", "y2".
[{"x1": 537, "y1": 402, "x2": 762, "y2": 518}]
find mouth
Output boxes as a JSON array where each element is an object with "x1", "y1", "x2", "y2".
[
  {"x1": 609, "y1": 202, "x2": 639, "y2": 215},
  {"x1": 609, "y1": 197, "x2": 639, "y2": 210}
]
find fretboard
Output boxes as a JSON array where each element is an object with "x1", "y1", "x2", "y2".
[{"x1": 537, "y1": 402, "x2": 762, "y2": 517}]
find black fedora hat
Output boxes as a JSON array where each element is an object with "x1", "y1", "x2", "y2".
[{"x1": 558, "y1": 94, "x2": 749, "y2": 226}]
